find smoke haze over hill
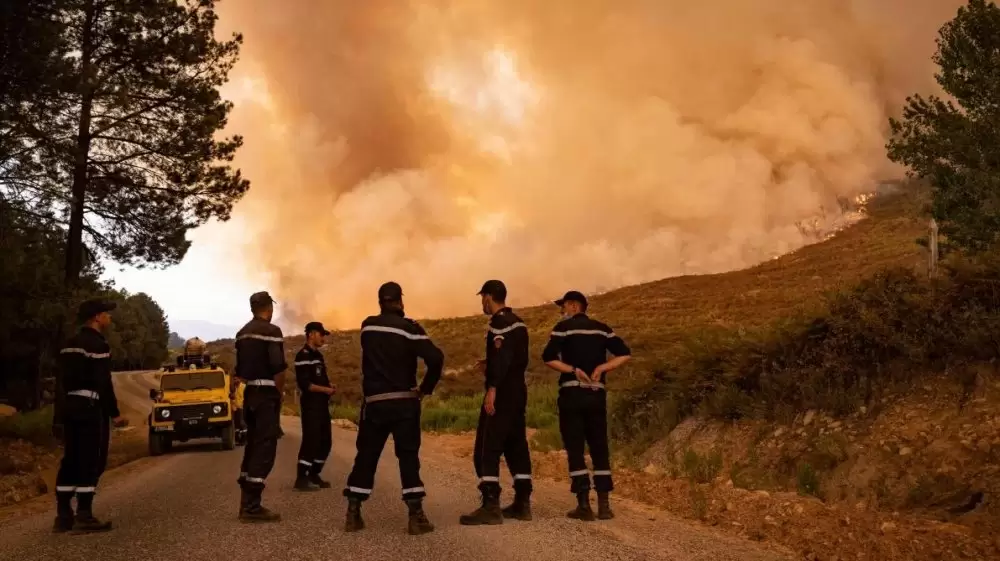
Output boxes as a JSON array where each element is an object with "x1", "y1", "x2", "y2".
[{"x1": 213, "y1": 0, "x2": 962, "y2": 328}]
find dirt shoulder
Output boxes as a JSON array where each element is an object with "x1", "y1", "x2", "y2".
[
  {"x1": 433, "y1": 396, "x2": 1000, "y2": 561},
  {"x1": 0, "y1": 373, "x2": 153, "y2": 510}
]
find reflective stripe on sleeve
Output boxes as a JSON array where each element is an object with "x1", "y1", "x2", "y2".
[
  {"x1": 488, "y1": 322, "x2": 526, "y2": 335},
  {"x1": 360, "y1": 325, "x2": 429, "y2": 340},
  {"x1": 236, "y1": 334, "x2": 284, "y2": 343},
  {"x1": 59, "y1": 348, "x2": 110, "y2": 359},
  {"x1": 549, "y1": 330, "x2": 615, "y2": 338}
]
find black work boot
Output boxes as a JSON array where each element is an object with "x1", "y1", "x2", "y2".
[
  {"x1": 406, "y1": 498, "x2": 435, "y2": 535},
  {"x1": 53, "y1": 493, "x2": 74, "y2": 533},
  {"x1": 53, "y1": 515, "x2": 75, "y2": 533},
  {"x1": 294, "y1": 464, "x2": 320, "y2": 492},
  {"x1": 308, "y1": 471, "x2": 332, "y2": 489},
  {"x1": 501, "y1": 492, "x2": 532, "y2": 521},
  {"x1": 72, "y1": 512, "x2": 112, "y2": 533},
  {"x1": 344, "y1": 498, "x2": 365, "y2": 532},
  {"x1": 597, "y1": 492, "x2": 614, "y2": 520},
  {"x1": 459, "y1": 492, "x2": 503, "y2": 525},
  {"x1": 238, "y1": 490, "x2": 280, "y2": 523},
  {"x1": 71, "y1": 493, "x2": 112, "y2": 533},
  {"x1": 567, "y1": 491, "x2": 596, "y2": 521}
]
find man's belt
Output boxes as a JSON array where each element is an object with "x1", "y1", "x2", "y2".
[
  {"x1": 365, "y1": 390, "x2": 419, "y2": 404},
  {"x1": 245, "y1": 379, "x2": 276, "y2": 387},
  {"x1": 68, "y1": 389, "x2": 100, "y2": 399},
  {"x1": 560, "y1": 381, "x2": 606, "y2": 391}
]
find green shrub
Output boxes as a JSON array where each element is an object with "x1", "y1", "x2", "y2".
[
  {"x1": 0, "y1": 406, "x2": 54, "y2": 446},
  {"x1": 613, "y1": 256, "x2": 1000, "y2": 447},
  {"x1": 797, "y1": 463, "x2": 821, "y2": 498},
  {"x1": 682, "y1": 448, "x2": 723, "y2": 484}
]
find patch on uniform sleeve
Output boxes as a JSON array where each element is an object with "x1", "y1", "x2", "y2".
[{"x1": 494, "y1": 336, "x2": 504, "y2": 349}]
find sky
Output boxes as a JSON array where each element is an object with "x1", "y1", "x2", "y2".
[
  {"x1": 101, "y1": 218, "x2": 258, "y2": 329},
  {"x1": 102, "y1": 0, "x2": 964, "y2": 333}
]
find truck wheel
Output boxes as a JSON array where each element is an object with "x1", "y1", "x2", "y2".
[
  {"x1": 149, "y1": 432, "x2": 166, "y2": 456},
  {"x1": 221, "y1": 422, "x2": 236, "y2": 450}
]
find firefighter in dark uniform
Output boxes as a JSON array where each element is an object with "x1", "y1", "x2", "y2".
[
  {"x1": 293, "y1": 321, "x2": 335, "y2": 491},
  {"x1": 52, "y1": 299, "x2": 127, "y2": 533},
  {"x1": 343, "y1": 282, "x2": 444, "y2": 536},
  {"x1": 460, "y1": 279, "x2": 533, "y2": 525},
  {"x1": 542, "y1": 290, "x2": 631, "y2": 521},
  {"x1": 234, "y1": 291, "x2": 287, "y2": 522}
]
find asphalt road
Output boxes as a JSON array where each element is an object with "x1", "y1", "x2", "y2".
[{"x1": 0, "y1": 372, "x2": 791, "y2": 561}]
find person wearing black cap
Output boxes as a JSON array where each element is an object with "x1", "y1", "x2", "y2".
[
  {"x1": 343, "y1": 281, "x2": 444, "y2": 536},
  {"x1": 52, "y1": 299, "x2": 126, "y2": 533},
  {"x1": 542, "y1": 290, "x2": 631, "y2": 521},
  {"x1": 293, "y1": 321, "x2": 336, "y2": 491},
  {"x1": 459, "y1": 279, "x2": 533, "y2": 526},
  {"x1": 234, "y1": 291, "x2": 287, "y2": 522}
]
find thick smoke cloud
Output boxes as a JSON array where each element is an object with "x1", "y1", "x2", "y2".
[{"x1": 215, "y1": 0, "x2": 962, "y2": 328}]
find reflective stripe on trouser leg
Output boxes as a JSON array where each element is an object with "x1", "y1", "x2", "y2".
[
  {"x1": 559, "y1": 397, "x2": 591, "y2": 493},
  {"x1": 391, "y1": 412, "x2": 425, "y2": 501},
  {"x1": 243, "y1": 387, "x2": 281, "y2": 493},
  {"x1": 314, "y1": 407, "x2": 332, "y2": 476},
  {"x1": 585, "y1": 395, "x2": 613, "y2": 492},
  {"x1": 55, "y1": 407, "x2": 103, "y2": 500},
  {"x1": 298, "y1": 402, "x2": 326, "y2": 473},
  {"x1": 344, "y1": 405, "x2": 390, "y2": 501},
  {"x1": 474, "y1": 406, "x2": 512, "y2": 495},
  {"x1": 505, "y1": 406, "x2": 533, "y2": 494}
]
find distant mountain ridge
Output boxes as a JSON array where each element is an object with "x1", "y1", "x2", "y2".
[{"x1": 169, "y1": 319, "x2": 241, "y2": 343}]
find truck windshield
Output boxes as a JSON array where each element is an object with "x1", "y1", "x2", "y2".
[{"x1": 161, "y1": 372, "x2": 225, "y2": 391}]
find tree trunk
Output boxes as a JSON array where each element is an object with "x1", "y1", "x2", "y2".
[{"x1": 64, "y1": 0, "x2": 98, "y2": 287}]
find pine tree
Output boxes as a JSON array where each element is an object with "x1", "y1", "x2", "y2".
[
  {"x1": 11, "y1": 0, "x2": 249, "y2": 285},
  {"x1": 888, "y1": 0, "x2": 1000, "y2": 253}
]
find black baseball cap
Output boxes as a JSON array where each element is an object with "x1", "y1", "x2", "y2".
[
  {"x1": 554, "y1": 290, "x2": 588, "y2": 310},
  {"x1": 305, "y1": 321, "x2": 330, "y2": 335},
  {"x1": 249, "y1": 291, "x2": 276, "y2": 309},
  {"x1": 477, "y1": 279, "x2": 507, "y2": 301},
  {"x1": 77, "y1": 299, "x2": 116, "y2": 322},
  {"x1": 378, "y1": 281, "x2": 403, "y2": 302}
]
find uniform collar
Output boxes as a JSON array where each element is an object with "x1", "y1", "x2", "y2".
[
  {"x1": 572, "y1": 312, "x2": 588, "y2": 319},
  {"x1": 491, "y1": 307, "x2": 512, "y2": 319},
  {"x1": 82, "y1": 326, "x2": 105, "y2": 339},
  {"x1": 380, "y1": 308, "x2": 405, "y2": 318}
]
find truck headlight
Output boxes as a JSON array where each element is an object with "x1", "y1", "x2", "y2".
[
  {"x1": 160, "y1": 409, "x2": 170, "y2": 419},
  {"x1": 212, "y1": 405, "x2": 222, "y2": 414}
]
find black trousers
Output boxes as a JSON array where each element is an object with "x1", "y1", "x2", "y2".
[
  {"x1": 239, "y1": 386, "x2": 281, "y2": 498},
  {"x1": 297, "y1": 398, "x2": 332, "y2": 476},
  {"x1": 473, "y1": 397, "x2": 532, "y2": 497},
  {"x1": 344, "y1": 399, "x2": 424, "y2": 502},
  {"x1": 55, "y1": 397, "x2": 108, "y2": 506},
  {"x1": 558, "y1": 389, "x2": 612, "y2": 493}
]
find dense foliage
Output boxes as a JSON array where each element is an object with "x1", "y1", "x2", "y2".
[
  {"x1": 0, "y1": 0, "x2": 243, "y2": 409},
  {"x1": 888, "y1": 0, "x2": 1000, "y2": 254}
]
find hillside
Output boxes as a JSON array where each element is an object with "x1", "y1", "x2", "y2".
[{"x1": 207, "y1": 189, "x2": 927, "y2": 402}]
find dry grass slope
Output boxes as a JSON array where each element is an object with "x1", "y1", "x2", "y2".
[{"x1": 208, "y1": 190, "x2": 927, "y2": 403}]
